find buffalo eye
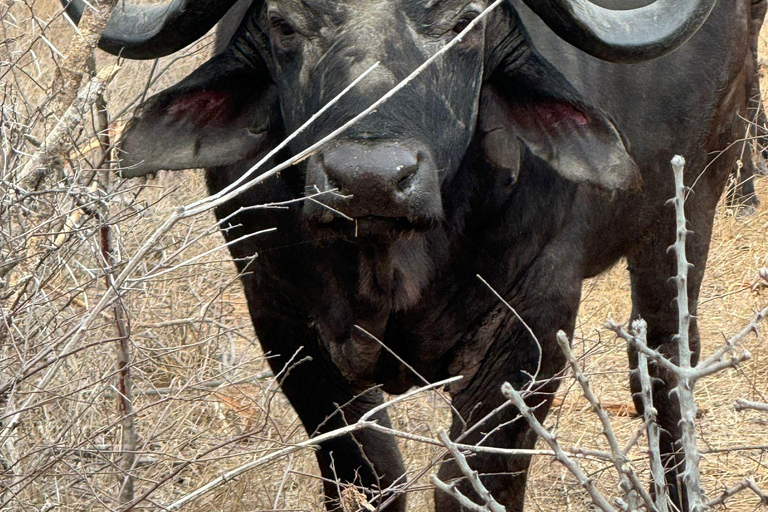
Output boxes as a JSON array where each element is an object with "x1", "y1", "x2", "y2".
[
  {"x1": 271, "y1": 16, "x2": 296, "y2": 36},
  {"x1": 452, "y1": 13, "x2": 477, "y2": 34}
]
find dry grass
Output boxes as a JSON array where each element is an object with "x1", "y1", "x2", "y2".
[{"x1": 1, "y1": 2, "x2": 767, "y2": 511}]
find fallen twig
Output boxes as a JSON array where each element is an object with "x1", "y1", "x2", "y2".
[{"x1": 734, "y1": 399, "x2": 768, "y2": 413}]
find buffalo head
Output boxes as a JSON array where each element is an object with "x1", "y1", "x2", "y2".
[
  {"x1": 63, "y1": 0, "x2": 716, "y2": 236},
  {"x1": 260, "y1": 0, "x2": 489, "y2": 227}
]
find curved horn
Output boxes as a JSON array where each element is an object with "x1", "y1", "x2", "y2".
[
  {"x1": 60, "y1": 0, "x2": 241, "y2": 59},
  {"x1": 518, "y1": 0, "x2": 717, "y2": 63}
]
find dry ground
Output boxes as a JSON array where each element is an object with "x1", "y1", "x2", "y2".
[{"x1": 1, "y1": 2, "x2": 767, "y2": 511}]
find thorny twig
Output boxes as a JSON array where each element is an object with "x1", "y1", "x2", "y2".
[
  {"x1": 607, "y1": 157, "x2": 768, "y2": 512},
  {"x1": 703, "y1": 478, "x2": 768, "y2": 509},
  {"x1": 668, "y1": 155, "x2": 703, "y2": 512},
  {"x1": 632, "y1": 321, "x2": 670, "y2": 512}
]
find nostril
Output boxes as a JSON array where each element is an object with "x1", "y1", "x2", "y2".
[{"x1": 396, "y1": 166, "x2": 418, "y2": 193}]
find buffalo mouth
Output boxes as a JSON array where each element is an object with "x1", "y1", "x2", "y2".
[{"x1": 305, "y1": 212, "x2": 439, "y2": 241}]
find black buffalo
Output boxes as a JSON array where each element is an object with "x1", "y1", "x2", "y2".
[{"x1": 64, "y1": 0, "x2": 751, "y2": 510}]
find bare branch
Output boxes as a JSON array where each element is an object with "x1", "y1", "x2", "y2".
[
  {"x1": 669, "y1": 156, "x2": 704, "y2": 511},
  {"x1": 734, "y1": 399, "x2": 768, "y2": 413},
  {"x1": 703, "y1": 478, "x2": 768, "y2": 509},
  {"x1": 631, "y1": 321, "x2": 670, "y2": 512},
  {"x1": 557, "y1": 331, "x2": 653, "y2": 512},
  {"x1": 501, "y1": 382, "x2": 619, "y2": 512},
  {"x1": 434, "y1": 430, "x2": 506, "y2": 512}
]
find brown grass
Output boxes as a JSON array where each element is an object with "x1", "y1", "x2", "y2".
[{"x1": 1, "y1": 2, "x2": 767, "y2": 511}]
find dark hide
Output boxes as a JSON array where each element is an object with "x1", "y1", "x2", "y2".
[{"x1": 117, "y1": 0, "x2": 752, "y2": 511}]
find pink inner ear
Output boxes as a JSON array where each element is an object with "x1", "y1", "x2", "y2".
[
  {"x1": 166, "y1": 90, "x2": 229, "y2": 124},
  {"x1": 512, "y1": 101, "x2": 590, "y2": 131}
]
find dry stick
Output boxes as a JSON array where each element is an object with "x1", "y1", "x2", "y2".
[
  {"x1": 477, "y1": 275, "x2": 543, "y2": 386},
  {"x1": 669, "y1": 155, "x2": 704, "y2": 512},
  {"x1": 0, "y1": 0, "x2": 506, "y2": 470},
  {"x1": 703, "y1": 478, "x2": 768, "y2": 509},
  {"x1": 556, "y1": 331, "x2": 653, "y2": 512},
  {"x1": 501, "y1": 382, "x2": 619, "y2": 512},
  {"x1": 631, "y1": 321, "x2": 670, "y2": 512},
  {"x1": 353, "y1": 325, "x2": 466, "y2": 430},
  {"x1": 112, "y1": 371, "x2": 275, "y2": 397},
  {"x1": 95, "y1": 93, "x2": 136, "y2": 505},
  {"x1": 431, "y1": 430, "x2": 506, "y2": 512},
  {"x1": 17, "y1": 64, "x2": 121, "y2": 190},
  {"x1": 734, "y1": 399, "x2": 768, "y2": 412}
]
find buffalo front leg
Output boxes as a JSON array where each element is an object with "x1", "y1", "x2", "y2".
[
  {"x1": 435, "y1": 284, "x2": 578, "y2": 511},
  {"x1": 253, "y1": 315, "x2": 407, "y2": 511}
]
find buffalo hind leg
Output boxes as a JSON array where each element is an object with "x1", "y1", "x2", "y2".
[
  {"x1": 729, "y1": 0, "x2": 767, "y2": 213},
  {"x1": 726, "y1": 155, "x2": 760, "y2": 215}
]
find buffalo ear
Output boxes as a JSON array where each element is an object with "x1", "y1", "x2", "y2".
[
  {"x1": 117, "y1": 49, "x2": 279, "y2": 178},
  {"x1": 479, "y1": 54, "x2": 641, "y2": 191}
]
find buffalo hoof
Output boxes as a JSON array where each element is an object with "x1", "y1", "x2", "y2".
[
  {"x1": 727, "y1": 186, "x2": 760, "y2": 216},
  {"x1": 732, "y1": 194, "x2": 760, "y2": 216},
  {"x1": 757, "y1": 157, "x2": 768, "y2": 176},
  {"x1": 735, "y1": 203, "x2": 758, "y2": 217}
]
